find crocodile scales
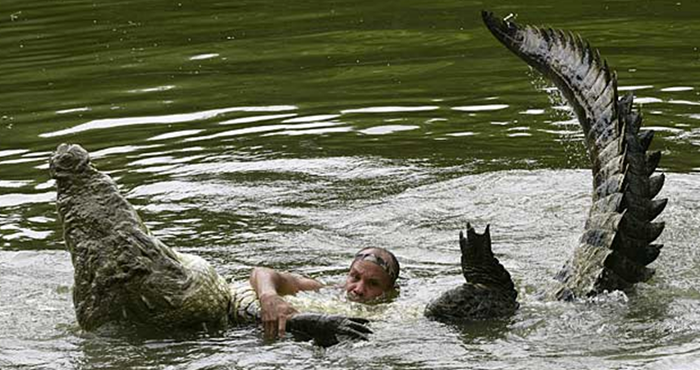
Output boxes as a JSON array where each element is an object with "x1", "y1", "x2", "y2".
[{"x1": 425, "y1": 11, "x2": 667, "y2": 321}]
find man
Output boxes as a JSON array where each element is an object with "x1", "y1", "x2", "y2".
[{"x1": 250, "y1": 247, "x2": 400, "y2": 339}]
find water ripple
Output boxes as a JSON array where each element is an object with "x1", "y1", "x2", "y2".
[
  {"x1": 147, "y1": 129, "x2": 205, "y2": 141},
  {"x1": 39, "y1": 106, "x2": 298, "y2": 138},
  {"x1": 282, "y1": 114, "x2": 340, "y2": 123},
  {"x1": 264, "y1": 126, "x2": 354, "y2": 136},
  {"x1": 520, "y1": 109, "x2": 545, "y2": 115},
  {"x1": 128, "y1": 85, "x2": 176, "y2": 93},
  {"x1": 660, "y1": 86, "x2": 694, "y2": 92},
  {"x1": 220, "y1": 113, "x2": 298, "y2": 125},
  {"x1": 90, "y1": 144, "x2": 163, "y2": 159},
  {"x1": 359, "y1": 125, "x2": 419, "y2": 135},
  {"x1": 341, "y1": 106, "x2": 439, "y2": 114},
  {"x1": 618, "y1": 85, "x2": 654, "y2": 91},
  {"x1": 635, "y1": 97, "x2": 663, "y2": 105},
  {"x1": 668, "y1": 100, "x2": 700, "y2": 106},
  {"x1": 0, "y1": 150, "x2": 29, "y2": 158},
  {"x1": 189, "y1": 53, "x2": 219, "y2": 61},
  {"x1": 0, "y1": 224, "x2": 52, "y2": 241},
  {"x1": 452, "y1": 104, "x2": 509, "y2": 112},
  {"x1": 445, "y1": 132, "x2": 476, "y2": 137},
  {"x1": 55, "y1": 107, "x2": 90, "y2": 114},
  {"x1": 0, "y1": 157, "x2": 45, "y2": 165},
  {"x1": 185, "y1": 121, "x2": 346, "y2": 142},
  {"x1": 0, "y1": 192, "x2": 54, "y2": 208},
  {"x1": 0, "y1": 181, "x2": 31, "y2": 189}
]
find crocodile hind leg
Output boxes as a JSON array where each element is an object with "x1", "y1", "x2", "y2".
[{"x1": 425, "y1": 224, "x2": 518, "y2": 321}]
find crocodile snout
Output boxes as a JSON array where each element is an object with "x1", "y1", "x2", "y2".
[{"x1": 49, "y1": 143, "x2": 91, "y2": 178}]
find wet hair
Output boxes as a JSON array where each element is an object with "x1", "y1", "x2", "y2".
[{"x1": 353, "y1": 247, "x2": 400, "y2": 286}]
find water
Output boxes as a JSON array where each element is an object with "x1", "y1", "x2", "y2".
[{"x1": 1, "y1": 0, "x2": 700, "y2": 368}]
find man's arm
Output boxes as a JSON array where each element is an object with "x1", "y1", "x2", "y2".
[{"x1": 249, "y1": 267, "x2": 323, "y2": 338}]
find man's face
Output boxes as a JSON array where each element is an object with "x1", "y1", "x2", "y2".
[{"x1": 344, "y1": 260, "x2": 393, "y2": 302}]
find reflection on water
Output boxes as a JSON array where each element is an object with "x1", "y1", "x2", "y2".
[
  {"x1": 359, "y1": 125, "x2": 420, "y2": 135},
  {"x1": 341, "y1": 106, "x2": 440, "y2": 114},
  {"x1": 39, "y1": 105, "x2": 298, "y2": 138},
  {"x1": 452, "y1": 104, "x2": 509, "y2": 112},
  {"x1": 2, "y1": 0, "x2": 700, "y2": 368},
  {"x1": 0, "y1": 192, "x2": 55, "y2": 208}
]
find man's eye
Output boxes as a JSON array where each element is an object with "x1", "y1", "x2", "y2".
[{"x1": 368, "y1": 280, "x2": 378, "y2": 287}]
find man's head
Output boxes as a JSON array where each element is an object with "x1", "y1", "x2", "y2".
[{"x1": 344, "y1": 247, "x2": 400, "y2": 303}]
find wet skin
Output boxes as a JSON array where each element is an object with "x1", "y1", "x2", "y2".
[{"x1": 344, "y1": 260, "x2": 393, "y2": 302}]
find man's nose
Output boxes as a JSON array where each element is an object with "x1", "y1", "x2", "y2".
[{"x1": 351, "y1": 281, "x2": 365, "y2": 296}]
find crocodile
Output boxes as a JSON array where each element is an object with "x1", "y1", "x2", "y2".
[
  {"x1": 50, "y1": 143, "x2": 371, "y2": 347},
  {"x1": 51, "y1": 12, "x2": 667, "y2": 331},
  {"x1": 425, "y1": 11, "x2": 667, "y2": 321}
]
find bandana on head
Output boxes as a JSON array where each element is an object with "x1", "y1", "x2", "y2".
[{"x1": 353, "y1": 249, "x2": 398, "y2": 283}]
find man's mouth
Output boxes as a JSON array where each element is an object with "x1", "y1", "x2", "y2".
[{"x1": 346, "y1": 291, "x2": 363, "y2": 302}]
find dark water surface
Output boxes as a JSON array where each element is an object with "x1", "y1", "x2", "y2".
[{"x1": 1, "y1": 0, "x2": 700, "y2": 369}]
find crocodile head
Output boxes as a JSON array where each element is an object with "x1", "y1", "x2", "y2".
[{"x1": 49, "y1": 143, "x2": 91, "y2": 179}]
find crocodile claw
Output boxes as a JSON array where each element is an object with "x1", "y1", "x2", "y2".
[{"x1": 286, "y1": 313, "x2": 372, "y2": 347}]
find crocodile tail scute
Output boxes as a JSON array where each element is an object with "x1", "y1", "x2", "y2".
[{"x1": 482, "y1": 11, "x2": 667, "y2": 299}]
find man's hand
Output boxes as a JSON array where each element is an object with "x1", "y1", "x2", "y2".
[{"x1": 259, "y1": 292, "x2": 298, "y2": 339}]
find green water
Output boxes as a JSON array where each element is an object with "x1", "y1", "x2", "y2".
[{"x1": 1, "y1": 0, "x2": 699, "y2": 369}]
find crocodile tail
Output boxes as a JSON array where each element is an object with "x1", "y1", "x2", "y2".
[
  {"x1": 461, "y1": 223, "x2": 517, "y2": 299},
  {"x1": 482, "y1": 11, "x2": 666, "y2": 299}
]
